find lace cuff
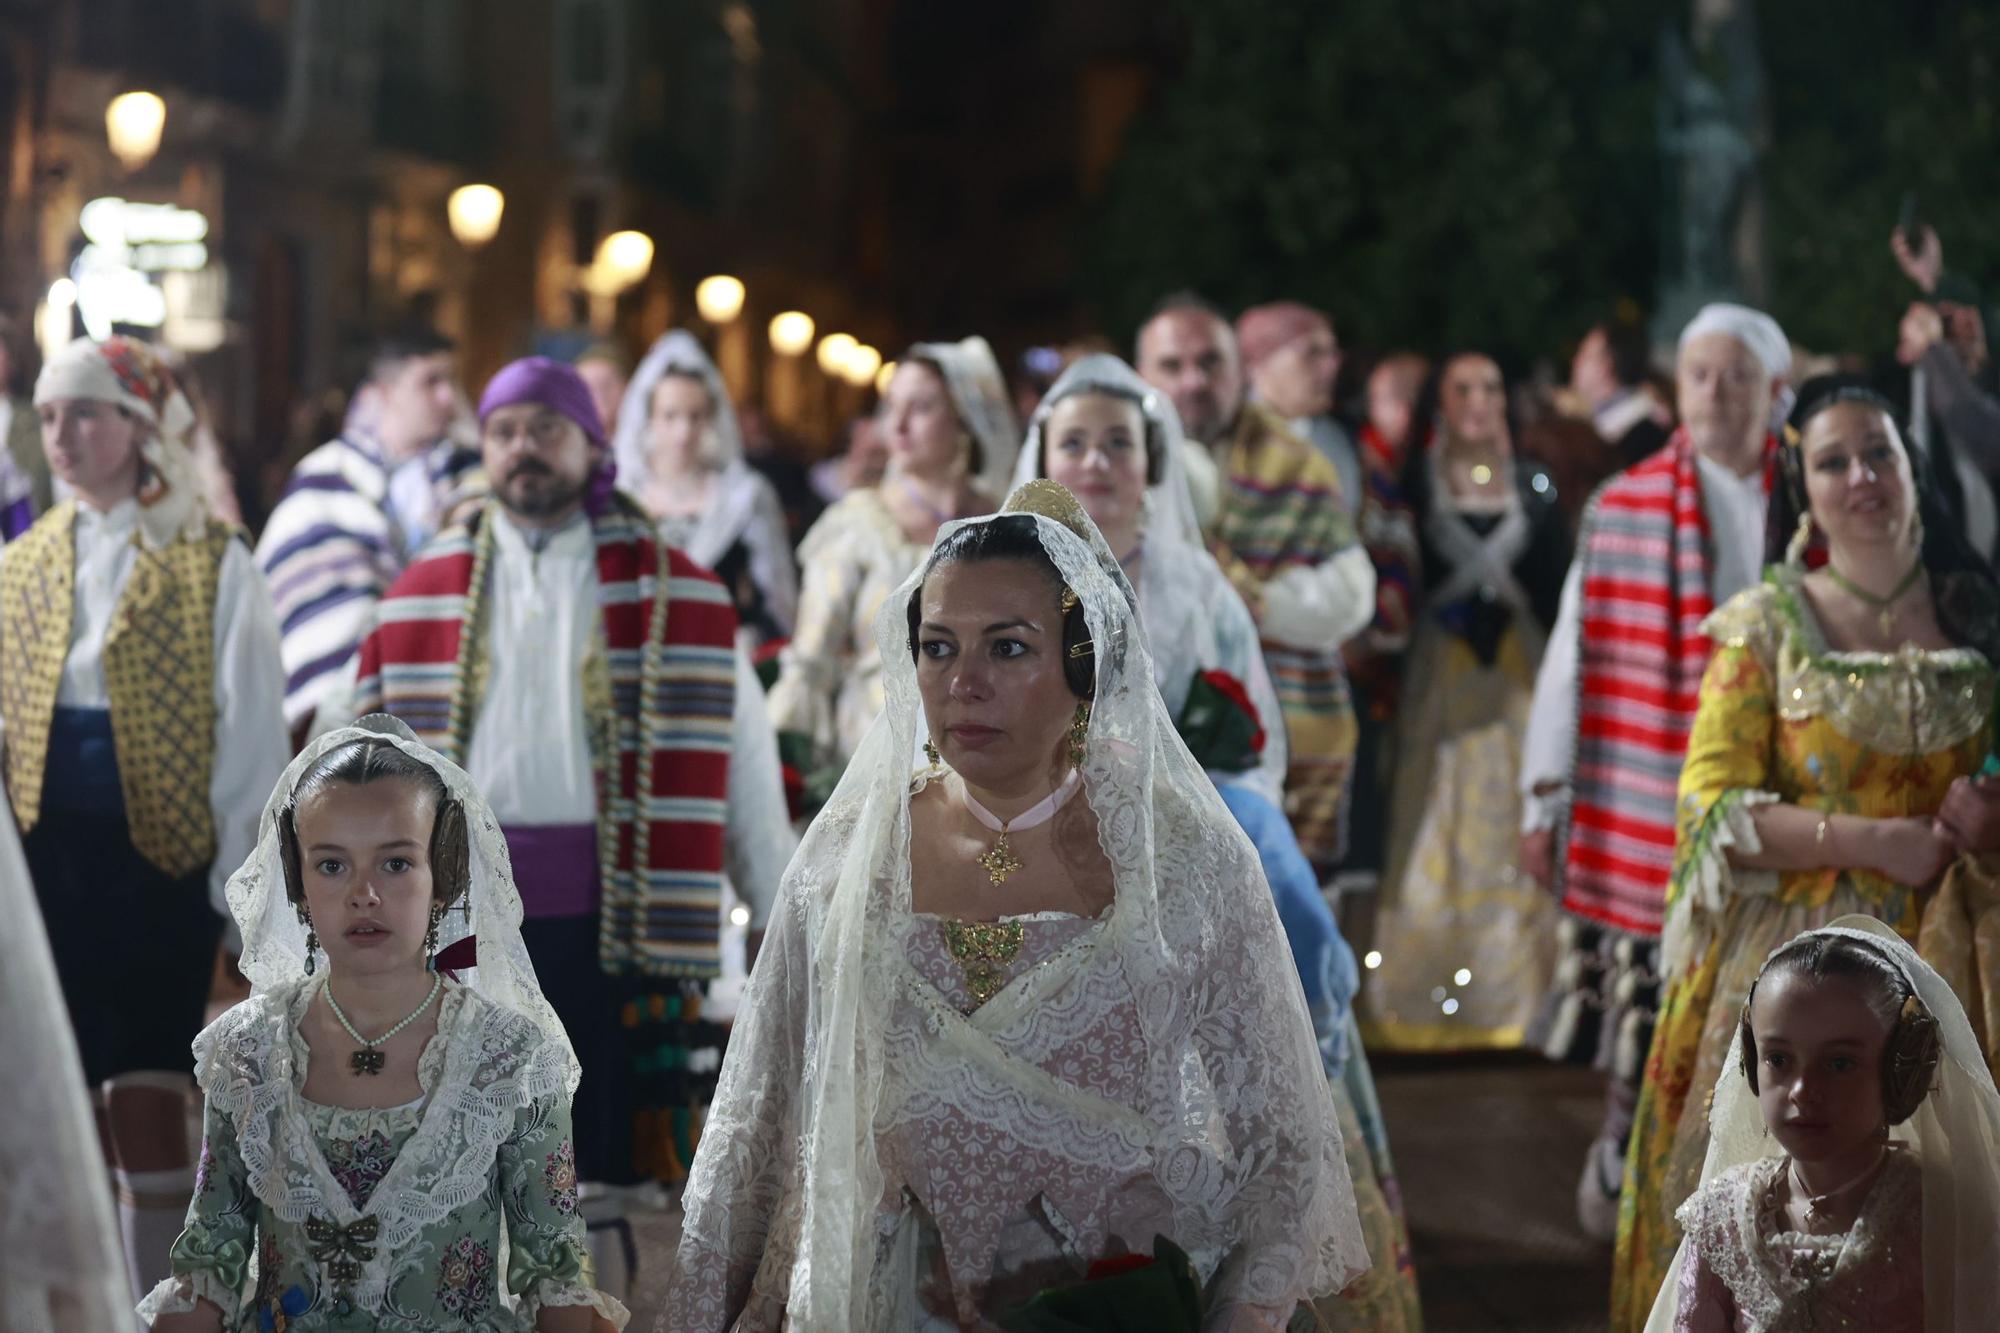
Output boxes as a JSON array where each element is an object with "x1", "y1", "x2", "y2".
[
  {"x1": 1663, "y1": 789, "x2": 1781, "y2": 979},
  {"x1": 522, "y1": 1282, "x2": 631, "y2": 1329},
  {"x1": 135, "y1": 1267, "x2": 243, "y2": 1324}
]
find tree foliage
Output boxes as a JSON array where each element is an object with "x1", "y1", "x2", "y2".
[{"x1": 1084, "y1": 0, "x2": 2000, "y2": 367}]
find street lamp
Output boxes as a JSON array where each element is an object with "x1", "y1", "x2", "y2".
[
  {"x1": 768, "y1": 311, "x2": 814, "y2": 356},
  {"x1": 875, "y1": 359, "x2": 898, "y2": 394},
  {"x1": 105, "y1": 91, "x2": 166, "y2": 171},
  {"x1": 841, "y1": 343, "x2": 882, "y2": 388},
  {"x1": 447, "y1": 184, "x2": 504, "y2": 248},
  {"x1": 696, "y1": 274, "x2": 746, "y2": 324},
  {"x1": 816, "y1": 332, "x2": 857, "y2": 377},
  {"x1": 592, "y1": 230, "x2": 655, "y2": 292}
]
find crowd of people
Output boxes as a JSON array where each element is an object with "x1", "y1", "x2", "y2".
[{"x1": 3, "y1": 222, "x2": 2000, "y2": 1333}]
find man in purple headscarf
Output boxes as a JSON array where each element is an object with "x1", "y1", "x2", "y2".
[{"x1": 329, "y1": 356, "x2": 794, "y2": 1295}]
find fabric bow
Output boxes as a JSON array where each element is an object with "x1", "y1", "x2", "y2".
[{"x1": 304, "y1": 1213, "x2": 379, "y2": 1282}]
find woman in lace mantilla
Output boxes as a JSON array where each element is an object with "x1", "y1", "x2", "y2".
[
  {"x1": 141, "y1": 718, "x2": 626, "y2": 1332},
  {"x1": 1614, "y1": 378, "x2": 2000, "y2": 1330},
  {"x1": 670, "y1": 480, "x2": 1366, "y2": 1330},
  {"x1": 610, "y1": 329, "x2": 797, "y2": 650}
]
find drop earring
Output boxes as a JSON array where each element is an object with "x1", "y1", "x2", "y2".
[
  {"x1": 924, "y1": 739, "x2": 944, "y2": 768},
  {"x1": 1785, "y1": 509, "x2": 1815, "y2": 568},
  {"x1": 297, "y1": 903, "x2": 318, "y2": 976},
  {"x1": 1068, "y1": 702, "x2": 1091, "y2": 766},
  {"x1": 424, "y1": 904, "x2": 442, "y2": 971}
]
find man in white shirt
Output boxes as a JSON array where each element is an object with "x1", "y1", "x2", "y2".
[
  {"x1": 1518, "y1": 303, "x2": 1791, "y2": 1238},
  {"x1": 335, "y1": 356, "x2": 793, "y2": 1298}
]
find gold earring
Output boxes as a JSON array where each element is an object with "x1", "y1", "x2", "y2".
[
  {"x1": 1785, "y1": 509, "x2": 1815, "y2": 568},
  {"x1": 297, "y1": 903, "x2": 318, "y2": 975},
  {"x1": 924, "y1": 739, "x2": 943, "y2": 767},
  {"x1": 424, "y1": 904, "x2": 442, "y2": 971},
  {"x1": 1060, "y1": 587, "x2": 1079, "y2": 613},
  {"x1": 1068, "y1": 702, "x2": 1091, "y2": 765}
]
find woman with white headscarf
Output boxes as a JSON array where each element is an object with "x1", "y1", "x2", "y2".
[
  {"x1": 767, "y1": 336, "x2": 1020, "y2": 794},
  {"x1": 1017, "y1": 356, "x2": 1422, "y2": 1329},
  {"x1": 670, "y1": 479, "x2": 1365, "y2": 1330},
  {"x1": 141, "y1": 717, "x2": 627, "y2": 1331},
  {"x1": 2, "y1": 335, "x2": 289, "y2": 1302},
  {"x1": 611, "y1": 329, "x2": 796, "y2": 648}
]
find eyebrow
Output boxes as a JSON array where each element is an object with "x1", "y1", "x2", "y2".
[
  {"x1": 918, "y1": 618, "x2": 1043, "y2": 636},
  {"x1": 304, "y1": 838, "x2": 421, "y2": 853}
]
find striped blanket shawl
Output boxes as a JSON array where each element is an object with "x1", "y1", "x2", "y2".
[
  {"x1": 349, "y1": 499, "x2": 739, "y2": 979},
  {"x1": 1211, "y1": 404, "x2": 1362, "y2": 867},
  {"x1": 1559, "y1": 429, "x2": 1731, "y2": 937},
  {"x1": 256, "y1": 433, "x2": 482, "y2": 730}
]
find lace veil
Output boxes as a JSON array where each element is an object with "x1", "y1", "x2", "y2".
[
  {"x1": 907, "y1": 335, "x2": 1021, "y2": 500},
  {"x1": 226, "y1": 715, "x2": 579, "y2": 1096},
  {"x1": 0, "y1": 808, "x2": 130, "y2": 1332},
  {"x1": 681, "y1": 480, "x2": 1363, "y2": 1326},
  {"x1": 1643, "y1": 914, "x2": 2000, "y2": 1333},
  {"x1": 1013, "y1": 354, "x2": 1288, "y2": 789},
  {"x1": 609, "y1": 328, "x2": 798, "y2": 628}
]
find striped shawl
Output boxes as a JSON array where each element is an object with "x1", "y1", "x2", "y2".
[
  {"x1": 349, "y1": 499, "x2": 739, "y2": 978},
  {"x1": 1559, "y1": 429, "x2": 1739, "y2": 937},
  {"x1": 256, "y1": 434, "x2": 483, "y2": 730}
]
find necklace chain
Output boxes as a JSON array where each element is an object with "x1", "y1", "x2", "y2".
[
  {"x1": 1824, "y1": 556, "x2": 1924, "y2": 637},
  {"x1": 324, "y1": 975, "x2": 442, "y2": 1076},
  {"x1": 1787, "y1": 1145, "x2": 1886, "y2": 1230}
]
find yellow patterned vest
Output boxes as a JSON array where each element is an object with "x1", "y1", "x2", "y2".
[{"x1": 0, "y1": 501, "x2": 233, "y2": 877}]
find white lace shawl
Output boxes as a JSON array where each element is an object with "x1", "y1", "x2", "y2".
[
  {"x1": 675, "y1": 485, "x2": 1366, "y2": 1329},
  {"x1": 1644, "y1": 916, "x2": 2000, "y2": 1333},
  {"x1": 908, "y1": 335, "x2": 1021, "y2": 501},
  {"x1": 1013, "y1": 354, "x2": 1290, "y2": 801}
]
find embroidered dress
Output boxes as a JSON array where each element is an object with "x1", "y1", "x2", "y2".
[
  {"x1": 138, "y1": 980, "x2": 622, "y2": 1331},
  {"x1": 1367, "y1": 458, "x2": 1567, "y2": 1051},
  {"x1": 765, "y1": 487, "x2": 932, "y2": 770},
  {"x1": 1665, "y1": 1152, "x2": 1922, "y2": 1333},
  {"x1": 1611, "y1": 569, "x2": 1992, "y2": 1332}
]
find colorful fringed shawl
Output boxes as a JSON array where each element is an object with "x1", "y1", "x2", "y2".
[
  {"x1": 1210, "y1": 404, "x2": 1362, "y2": 868},
  {"x1": 349, "y1": 499, "x2": 738, "y2": 978},
  {"x1": 1559, "y1": 430, "x2": 1734, "y2": 937}
]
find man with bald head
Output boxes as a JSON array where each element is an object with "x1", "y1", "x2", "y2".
[
  {"x1": 1517, "y1": 303, "x2": 1790, "y2": 1240},
  {"x1": 1137, "y1": 293, "x2": 1376, "y2": 874}
]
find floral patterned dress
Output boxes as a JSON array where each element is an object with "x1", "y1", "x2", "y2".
[
  {"x1": 1610, "y1": 568, "x2": 1990, "y2": 1332},
  {"x1": 138, "y1": 978, "x2": 626, "y2": 1331}
]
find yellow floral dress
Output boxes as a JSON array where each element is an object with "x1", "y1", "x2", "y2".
[{"x1": 1608, "y1": 567, "x2": 1993, "y2": 1332}]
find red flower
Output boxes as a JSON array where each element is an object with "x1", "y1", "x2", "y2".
[
  {"x1": 1086, "y1": 1252, "x2": 1157, "y2": 1281},
  {"x1": 1197, "y1": 670, "x2": 1266, "y2": 753}
]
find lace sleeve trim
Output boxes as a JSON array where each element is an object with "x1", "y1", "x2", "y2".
[
  {"x1": 1663, "y1": 789, "x2": 1781, "y2": 979},
  {"x1": 135, "y1": 1268, "x2": 242, "y2": 1324}
]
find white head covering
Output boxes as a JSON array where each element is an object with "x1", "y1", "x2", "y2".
[
  {"x1": 610, "y1": 328, "x2": 743, "y2": 484},
  {"x1": 1644, "y1": 914, "x2": 2000, "y2": 1333},
  {"x1": 226, "y1": 715, "x2": 578, "y2": 1096},
  {"x1": 609, "y1": 329, "x2": 798, "y2": 632},
  {"x1": 0, "y1": 806, "x2": 129, "y2": 1330},
  {"x1": 1012, "y1": 355, "x2": 1288, "y2": 794},
  {"x1": 680, "y1": 479, "x2": 1363, "y2": 1325},
  {"x1": 905, "y1": 335, "x2": 1020, "y2": 500},
  {"x1": 34, "y1": 334, "x2": 209, "y2": 545}
]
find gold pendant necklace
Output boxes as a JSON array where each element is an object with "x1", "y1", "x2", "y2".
[
  {"x1": 1824, "y1": 556, "x2": 1924, "y2": 639},
  {"x1": 959, "y1": 768, "x2": 1083, "y2": 886}
]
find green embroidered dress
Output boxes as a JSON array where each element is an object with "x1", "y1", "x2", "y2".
[{"x1": 138, "y1": 978, "x2": 626, "y2": 1331}]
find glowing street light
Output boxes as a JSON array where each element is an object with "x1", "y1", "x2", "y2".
[
  {"x1": 695, "y1": 274, "x2": 746, "y2": 324},
  {"x1": 816, "y1": 332, "x2": 857, "y2": 377},
  {"x1": 875, "y1": 359, "x2": 898, "y2": 395},
  {"x1": 590, "y1": 230, "x2": 654, "y2": 293},
  {"x1": 447, "y1": 184, "x2": 504, "y2": 248},
  {"x1": 768, "y1": 311, "x2": 814, "y2": 356},
  {"x1": 841, "y1": 343, "x2": 883, "y2": 387},
  {"x1": 105, "y1": 91, "x2": 166, "y2": 171}
]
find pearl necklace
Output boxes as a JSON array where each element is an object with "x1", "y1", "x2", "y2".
[
  {"x1": 324, "y1": 974, "x2": 442, "y2": 1076},
  {"x1": 960, "y1": 768, "x2": 1084, "y2": 885}
]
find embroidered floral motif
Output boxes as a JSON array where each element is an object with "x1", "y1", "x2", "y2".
[
  {"x1": 434, "y1": 1235, "x2": 494, "y2": 1318},
  {"x1": 323, "y1": 1128, "x2": 398, "y2": 1209},
  {"x1": 544, "y1": 1140, "x2": 579, "y2": 1215}
]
